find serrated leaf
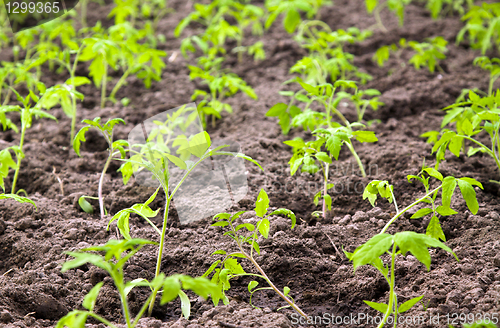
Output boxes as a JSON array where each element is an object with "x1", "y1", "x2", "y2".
[
  {"x1": 426, "y1": 215, "x2": 446, "y2": 241},
  {"x1": 457, "y1": 179, "x2": 479, "y2": 214}
]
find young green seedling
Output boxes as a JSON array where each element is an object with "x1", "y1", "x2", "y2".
[
  {"x1": 189, "y1": 56, "x2": 258, "y2": 128},
  {"x1": 422, "y1": 90, "x2": 500, "y2": 181},
  {"x1": 0, "y1": 193, "x2": 36, "y2": 208},
  {"x1": 265, "y1": 0, "x2": 331, "y2": 34},
  {"x1": 364, "y1": 0, "x2": 412, "y2": 31},
  {"x1": 457, "y1": 3, "x2": 500, "y2": 55},
  {"x1": 57, "y1": 239, "x2": 220, "y2": 328},
  {"x1": 285, "y1": 125, "x2": 376, "y2": 218},
  {"x1": 373, "y1": 37, "x2": 448, "y2": 73},
  {"x1": 1, "y1": 88, "x2": 57, "y2": 194},
  {"x1": 292, "y1": 21, "x2": 373, "y2": 85},
  {"x1": 473, "y1": 56, "x2": 500, "y2": 97},
  {"x1": 268, "y1": 80, "x2": 378, "y2": 177},
  {"x1": 116, "y1": 110, "x2": 262, "y2": 315},
  {"x1": 73, "y1": 117, "x2": 129, "y2": 220},
  {"x1": 363, "y1": 164, "x2": 482, "y2": 240},
  {"x1": 206, "y1": 188, "x2": 307, "y2": 317},
  {"x1": 345, "y1": 231, "x2": 458, "y2": 328}
]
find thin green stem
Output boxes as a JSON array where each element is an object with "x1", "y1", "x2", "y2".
[
  {"x1": 11, "y1": 118, "x2": 26, "y2": 194},
  {"x1": 239, "y1": 246, "x2": 308, "y2": 318},
  {"x1": 148, "y1": 191, "x2": 170, "y2": 316},
  {"x1": 322, "y1": 163, "x2": 329, "y2": 219},
  {"x1": 98, "y1": 148, "x2": 113, "y2": 221},
  {"x1": 101, "y1": 57, "x2": 108, "y2": 108},
  {"x1": 345, "y1": 142, "x2": 366, "y2": 177},
  {"x1": 109, "y1": 68, "x2": 131, "y2": 101},
  {"x1": 379, "y1": 186, "x2": 441, "y2": 234},
  {"x1": 378, "y1": 245, "x2": 396, "y2": 328},
  {"x1": 132, "y1": 287, "x2": 160, "y2": 327}
]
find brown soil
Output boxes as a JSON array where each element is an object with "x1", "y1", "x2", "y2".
[{"x1": 1, "y1": 0, "x2": 500, "y2": 327}]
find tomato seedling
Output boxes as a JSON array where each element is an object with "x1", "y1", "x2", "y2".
[
  {"x1": 116, "y1": 107, "x2": 262, "y2": 315},
  {"x1": 292, "y1": 21, "x2": 373, "y2": 85},
  {"x1": 0, "y1": 88, "x2": 57, "y2": 194},
  {"x1": 457, "y1": 3, "x2": 500, "y2": 55},
  {"x1": 473, "y1": 56, "x2": 500, "y2": 97},
  {"x1": 73, "y1": 117, "x2": 129, "y2": 220},
  {"x1": 57, "y1": 239, "x2": 220, "y2": 328},
  {"x1": 265, "y1": 0, "x2": 332, "y2": 34},
  {"x1": 422, "y1": 90, "x2": 500, "y2": 181},
  {"x1": 373, "y1": 37, "x2": 448, "y2": 74},
  {"x1": 268, "y1": 80, "x2": 378, "y2": 177},
  {"x1": 345, "y1": 231, "x2": 457, "y2": 328},
  {"x1": 206, "y1": 189, "x2": 307, "y2": 317},
  {"x1": 364, "y1": 164, "x2": 482, "y2": 240},
  {"x1": 189, "y1": 56, "x2": 258, "y2": 128}
]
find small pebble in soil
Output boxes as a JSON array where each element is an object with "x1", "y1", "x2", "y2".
[{"x1": 0, "y1": 311, "x2": 12, "y2": 323}]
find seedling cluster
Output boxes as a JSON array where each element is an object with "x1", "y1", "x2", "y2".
[{"x1": 0, "y1": 0, "x2": 500, "y2": 327}]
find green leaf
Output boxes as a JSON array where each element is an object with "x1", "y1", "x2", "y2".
[
  {"x1": 161, "y1": 276, "x2": 181, "y2": 304},
  {"x1": 462, "y1": 118, "x2": 473, "y2": 135},
  {"x1": 266, "y1": 103, "x2": 288, "y2": 116},
  {"x1": 0, "y1": 193, "x2": 36, "y2": 208},
  {"x1": 364, "y1": 300, "x2": 388, "y2": 313},
  {"x1": 353, "y1": 131, "x2": 378, "y2": 143},
  {"x1": 441, "y1": 176, "x2": 457, "y2": 208},
  {"x1": 178, "y1": 290, "x2": 191, "y2": 319},
  {"x1": 73, "y1": 127, "x2": 90, "y2": 157},
  {"x1": 78, "y1": 196, "x2": 94, "y2": 214},
  {"x1": 65, "y1": 77, "x2": 91, "y2": 87},
  {"x1": 350, "y1": 234, "x2": 393, "y2": 271},
  {"x1": 258, "y1": 219, "x2": 270, "y2": 238},
  {"x1": 435, "y1": 206, "x2": 458, "y2": 216},
  {"x1": 82, "y1": 282, "x2": 103, "y2": 311},
  {"x1": 255, "y1": 189, "x2": 269, "y2": 218},
  {"x1": 224, "y1": 258, "x2": 245, "y2": 275},
  {"x1": 283, "y1": 9, "x2": 301, "y2": 34},
  {"x1": 423, "y1": 168, "x2": 443, "y2": 181},
  {"x1": 165, "y1": 154, "x2": 187, "y2": 170},
  {"x1": 398, "y1": 295, "x2": 424, "y2": 313},
  {"x1": 315, "y1": 152, "x2": 332, "y2": 164},
  {"x1": 324, "y1": 194, "x2": 332, "y2": 211},
  {"x1": 426, "y1": 215, "x2": 446, "y2": 241},
  {"x1": 457, "y1": 179, "x2": 479, "y2": 214},
  {"x1": 248, "y1": 281, "x2": 259, "y2": 292},
  {"x1": 411, "y1": 208, "x2": 432, "y2": 219},
  {"x1": 269, "y1": 208, "x2": 296, "y2": 229}
]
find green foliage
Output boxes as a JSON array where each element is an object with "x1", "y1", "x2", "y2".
[
  {"x1": 206, "y1": 189, "x2": 305, "y2": 316},
  {"x1": 78, "y1": 22, "x2": 166, "y2": 108},
  {"x1": 364, "y1": 164, "x2": 482, "y2": 241},
  {"x1": 189, "y1": 56, "x2": 258, "y2": 128},
  {"x1": 57, "y1": 239, "x2": 219, "y2": 328},
  {"x1": 116, "y1": 105, "x2": 262, "y2": 314},
  {"x1": 0, "y1": 88, "x2": 57, "y2": 194},
  {"x1": 463, "y1": 321, "x2": 498, "y2": 328},
  {"x1": 292, "y1": 21, "x2": 373, "y2": 85},
  {"x1": 176, "y1": 0, "x2": 266, "y2": 62},
  {"x1": 423, "y1": 90, "x2": 500, "y2": 178},
  {"x1": 457, "y1": 3, "x2": 500, "y2": 55},
  {"x1": 346, "y1": 231, "x2": 457, "y2": 326},
  {"x1": 0, "y1": 193, "x2": 36, "y2": 208},
  {"x1": 473, "y1": 56, "x2": 500, "y2": 96},
  {"x1": 74, "y1": 117, "x2": 129, "y2": 220},
  {"x1": 373, "y1": 37, "x2": 448, "y2": 73},
  {"x1": 265, "y1": 0, "x2": 332, "y2": 34},
  {"x1": 269, "y1": 80, "x2": 377, "y2": 178}
]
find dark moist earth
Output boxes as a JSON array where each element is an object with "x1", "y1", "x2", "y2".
[{"x1": 1, "y1": 0, "x2": 500, "y2": 327}]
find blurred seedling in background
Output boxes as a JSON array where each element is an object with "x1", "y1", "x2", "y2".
[
  {"x1": 265, "y1": 0, "x2": 332, "y2": 34},
  {"x1": 73, "y1": 117, "x2": 129, "y2": 220},
  {"x1": 206, "y1": 189, "x2": 307, "y2": 317},
  {"x1": 189, "y1": 56, "x2": 257, "y2": 128},
  {"x1": 57, "y1": 239, "x2": 220, "y2": 328},
  {"x1": 457, "y1": 3, "x2": 500, "y2": 55},
  {"x1": 373, "y1": 37, "x2": 448, "y2": 74},
  {"x1": 292, "y1": 21, "x2": 373, "y2": 86},
  {"x1": 0, "y1": 88, "x2": 57, "y2": 195},
  {"x1": 473, "y1": 56, "x2": 500, "y2": 97}
]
